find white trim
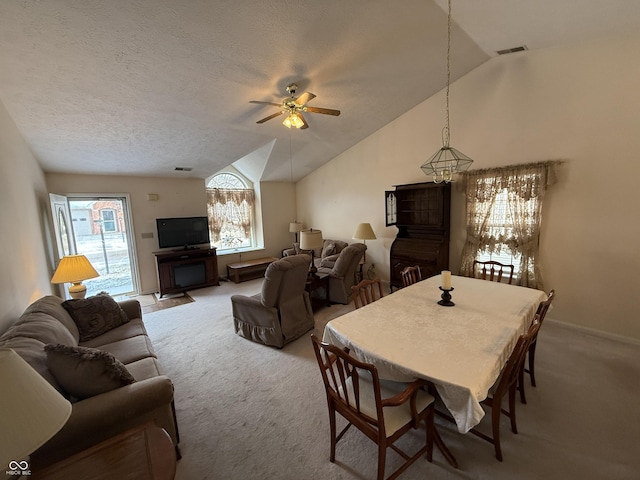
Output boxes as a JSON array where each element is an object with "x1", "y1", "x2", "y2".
[{"x1": 547, "y1": 318, "x2": 640, "y2": 347}]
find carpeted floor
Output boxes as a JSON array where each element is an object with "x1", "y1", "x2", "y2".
[{"x1": 141, "y1": 279, "x2": 640, "y2": 480}]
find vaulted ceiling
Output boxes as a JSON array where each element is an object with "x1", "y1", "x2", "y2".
[{"x1": 1, "y1": 1, "x2": 639, "y2": 182}]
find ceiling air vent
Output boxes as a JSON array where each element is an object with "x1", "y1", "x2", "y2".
[
  {"x1": 174, "y1": 167, "x2": 193, "y2": 171},
  {"x1": 496, "y1": 45, "x2": 528, "y2": 55}
]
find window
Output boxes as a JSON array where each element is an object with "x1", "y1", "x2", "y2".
[
  {"x1": 474, "y1": 188, "x2": 523, "y2": 278},
  {"x1": 459, "y1": 162, "x2": 560, "y2": 289},
  {"x1": 206, "y1": 173, "x2": 256, "y2": 251},
  {"x1": 101, "y1": 209, "x2": 116, "y2": 232}
]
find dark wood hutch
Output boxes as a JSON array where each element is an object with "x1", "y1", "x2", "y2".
[{"x1": 386, "y1": 182, "x2": 451, "y2": 290}]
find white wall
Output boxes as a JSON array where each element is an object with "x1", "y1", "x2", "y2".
[
  {"x1": 0, "y1": 100, "x2": 52, "y2": 332},
  {"x1": 297, "y1": 31, "x2": 640, "y2": 341}
]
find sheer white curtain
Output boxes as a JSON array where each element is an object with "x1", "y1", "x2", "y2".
[{"x1": 459, "y1": 161, "x2": 560, "y2": 289}]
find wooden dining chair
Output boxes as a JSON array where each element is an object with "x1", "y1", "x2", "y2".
[
  {"x1": 518, "y1": 289, "x2": 556, "y2": 403},
  {"x1": 310, "y1": 334, "x2": 451, "y2": 479},
  {"x1": 469, "y1": 316, "x2": 541, "y2": 461},
  {"x1": 473, "y1": 260, "x2": 515, "y2": 284},
  {"x1": 351, "y1": 278, "x2": 384, "y2": 309},
  {"x1": 400, "y1": 265, "x2": 422, "y2": 287}
]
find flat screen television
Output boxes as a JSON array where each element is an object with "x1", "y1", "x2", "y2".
[{"x1": 156, "y1": 216, "x2": 210, "y2": 250}]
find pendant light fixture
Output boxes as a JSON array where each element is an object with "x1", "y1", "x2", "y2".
[{"x1": 421, "y1": 0, "x2": 473, "y2": 183}]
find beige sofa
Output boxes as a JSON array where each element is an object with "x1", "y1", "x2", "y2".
[
  {"x1": 0, "y1": 295, "x2": 178, "y2": 468},
  {"x1": 284, "y1": 238, "x2": 349, "y2": 269}
]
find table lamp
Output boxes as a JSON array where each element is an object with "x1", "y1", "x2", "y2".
[
  {"x1": 353, "y1": 222, "x2": 376, "y2": 263},
  {"x1": 0, "y1": 348, "x2": 72, "y2": 472},
  {"x1": 289, "y1": 221, "x2": 303, "y2": 243},
  {"x1": 299, "y1": 228, "x2": 323, "y2": 276},
  {"x1": 51, "y1": 254, "x2": 99, "y2": 299}
]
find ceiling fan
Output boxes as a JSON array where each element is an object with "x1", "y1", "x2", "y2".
[{"x1": 250, "y1": 83, "x2": 340, "y2": 129}]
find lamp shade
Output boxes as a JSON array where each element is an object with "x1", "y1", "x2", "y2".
[
  {"x1": 0, "y1": 348, "x2": 72, "y2": 467},
  {"x1": 353, "y1": 223, "x2": 377, "y2": 241},
  {"x1": 289, "y1": 222, "x2": 303, "y2": 234},
  {"x1": 299, "y1": 228, "x2": 323, "y2": 251},
  {"x1": 51, "y1": 255, "x2": 99, "y2": 284}
]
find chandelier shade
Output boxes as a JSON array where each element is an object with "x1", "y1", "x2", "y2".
[{"x1": 421, "y1": 146, "x2": 473, "y2": 183}]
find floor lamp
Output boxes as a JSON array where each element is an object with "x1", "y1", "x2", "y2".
[{"x1": 353, "y1": 222, "x2": 376, "y2": 263}]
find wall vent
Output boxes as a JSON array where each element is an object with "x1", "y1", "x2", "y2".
[
  {"x1": 496, "y1": 45, "x2": 528, "y2": 55},
  {"x1": 174, "y1": 166, "x2": 193, "y2": 171}
]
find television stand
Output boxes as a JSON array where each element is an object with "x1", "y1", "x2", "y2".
[{"x1": 153, "y1": 248, "x2": 219, "y2": 297}]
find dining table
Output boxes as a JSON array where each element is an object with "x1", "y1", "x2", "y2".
[{"x1": 323, "y1": 274, "x2": 546, "y2": 434}]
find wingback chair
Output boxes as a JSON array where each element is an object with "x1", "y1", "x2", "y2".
[
  {"x1": 231, "y1": 254, "x2": 314, "y2": 348},
  {"x1": 316, "y1": 243, "x2": 366, "y2": 304}
]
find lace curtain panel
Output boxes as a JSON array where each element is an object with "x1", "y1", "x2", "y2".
[
  {"x1": 458, "y1": 161, "x2": 560, "y2": 289},
  {"x1": 206, "y1": 188, "x2": 255, "y2": 247}
]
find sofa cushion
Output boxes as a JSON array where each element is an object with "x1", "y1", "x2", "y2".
[
  {"x1": 20, "y1": 295, "x2": 80, "y2": 343},
  {"x1": 80, "y1": 318, "x2": 148, "y2": 348},
  {"x1": 62, "y1": 295, "x2": 129, "y2": 342},
  {"x1": 3, "y1": 312, "x2": 77, "y2": 347},
  {"x1": 45, "y1": 344, "x2": 135, "y2": 400},
  {"x1": 89, "y1": 335, "x2": 157, "y2": 365}
]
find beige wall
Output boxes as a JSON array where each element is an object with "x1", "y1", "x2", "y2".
[
  {"x1": 45, "y1": 174, "x2": 297, "y2": 293},
  {"x1": 0, "y1": 100, "x2": 53, "y2": 332},
  {"x1": 46, "y1": 173, "x2": 208, "y2": 294},
  {"x1": 297, "y1": 31, "x2": 640, "y2": 341}
]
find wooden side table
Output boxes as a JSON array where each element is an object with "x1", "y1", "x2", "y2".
[
  {"x1": 305, "y1": 272, "x2": 330, "y2": 310},
  {"x1": 31, "y1": 423, "x2": 176, "y2": 480}
]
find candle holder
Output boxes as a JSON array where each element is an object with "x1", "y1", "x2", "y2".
[{"x1": 438, "y1": 286, "x2": 455, "y2": 307}]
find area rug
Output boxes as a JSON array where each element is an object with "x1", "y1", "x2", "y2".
[{"x1": 123, "y1": 292, "x2": 195, "y2": 314}]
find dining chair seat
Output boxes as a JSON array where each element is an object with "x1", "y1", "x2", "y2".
[{"x1": 341, "y1": 370, "x2": 435, "y2": 437}]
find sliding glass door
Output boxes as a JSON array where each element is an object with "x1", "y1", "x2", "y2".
[{"x1": 67, "y1": 196, "x2": 139, "y2": 297}]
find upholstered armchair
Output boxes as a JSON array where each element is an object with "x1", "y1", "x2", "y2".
[
  {"x1": 316, "y1": 243, "x2": 366, "y2": 304},
  {"x1": 231, "y1": 254, "x2": 314, "y2": 348}
]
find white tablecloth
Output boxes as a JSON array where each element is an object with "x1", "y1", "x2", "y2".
[{"x1": 323, "y1": 275, "x2": 546, "y2": 433}]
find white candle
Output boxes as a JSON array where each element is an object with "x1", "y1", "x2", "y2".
[{"x1": 442, "y1": 270, "x2": 452, "y2": 290}]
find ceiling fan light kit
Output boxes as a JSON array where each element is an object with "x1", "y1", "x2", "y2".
[
  {"x1": 421, "y1": 0, "x2": 473, "y2": 183},
  {"x1": 250, "y1": 83, "x2": 340, "y2": 130}
]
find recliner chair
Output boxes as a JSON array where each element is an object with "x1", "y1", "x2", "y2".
[
  {"x1": 316, "y1": 243, "x2": 366, "y2": 304},
  {"x1": 231, "y1": 254, "x2": 314, "y2": 348}
]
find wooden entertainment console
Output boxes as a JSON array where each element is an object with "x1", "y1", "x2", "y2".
[{"x1": 153, "y1": 248, "x2": 219, "y2": 297}]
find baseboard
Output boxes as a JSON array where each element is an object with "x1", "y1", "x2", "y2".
[{"x1": 547, "y1": 318, "x2": 640, "y2": 347}]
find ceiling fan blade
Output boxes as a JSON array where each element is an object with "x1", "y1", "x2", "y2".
[
  {"x1": 256, "y1": 111, "x2": 284, "y2": 124},
  {"x1": 305, "y1": 106, "x2": 341, "y2": 116},
  {"x1": 299, "y1": 113, "x2": 309, "y2": 129},
  {"x1": 295, "y1": 92, "x2": 316, "y2": 106},
  {"x1": 250, "y1": 100, "x2": 281, "y2": 107}
]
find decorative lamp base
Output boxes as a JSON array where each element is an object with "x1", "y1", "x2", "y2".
[{"x1": 438, "y1": 286, "x2": 455, "y2": 307}]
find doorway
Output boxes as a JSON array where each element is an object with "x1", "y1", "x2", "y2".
[{"x1": 67, "y1": 196, "x2": 139, "y2": 297}]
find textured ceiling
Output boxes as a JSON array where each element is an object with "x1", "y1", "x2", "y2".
[{"x1": 1, "y1": 1, "x2": 639, "y2": 182}]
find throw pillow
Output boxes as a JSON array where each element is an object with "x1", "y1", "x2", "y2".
[
  {"x1": 45, "y1": 344, "x2": 135, "y2": 400},
  {"x1": 321, "y1": 242, "x2": 336, "y2": 259},
  {"x1": 62, "y1": 294, "x2": 129, "y2": 342}
]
